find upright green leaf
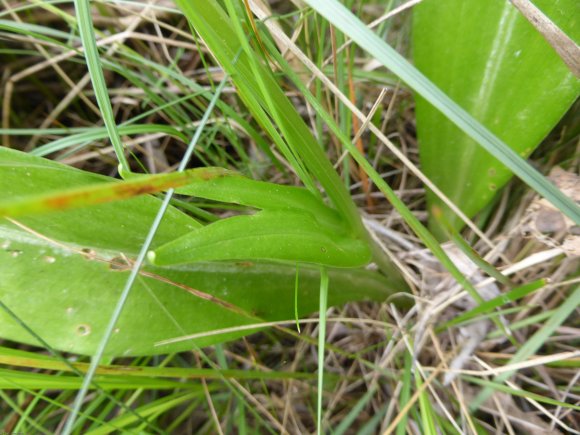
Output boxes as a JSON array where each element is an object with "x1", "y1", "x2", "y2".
[
  {"x1": 413, "y1": 0, "x2": 580, "y2": 236},
  {"x1": 299, "y1": 0, "x2": 580, "y2": 227}
]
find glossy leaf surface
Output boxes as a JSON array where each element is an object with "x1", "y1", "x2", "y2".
[
  {"x1": 0, "y1": 148, "x2": 399, "y2": 356},
  {"x1": 413, "y1": 0, "x2": 580, "y2": 235}
]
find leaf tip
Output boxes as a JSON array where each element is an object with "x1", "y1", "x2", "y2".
[{"x1": 118, "y1": 163, "x2": 132, "y2": 180}]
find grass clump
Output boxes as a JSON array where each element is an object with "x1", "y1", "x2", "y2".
[{"x1": 0, "y1": 0, "x2": 578, "y2": 433}]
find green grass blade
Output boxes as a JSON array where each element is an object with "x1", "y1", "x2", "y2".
[
  {"x1": 439, "y1": 279, "x2": 546, "y2": 331},
  {"x1": 471, "y1": 284, "x2": 580, "y2": 410},
  {"x1": 465, "y1": 375, "x2": 580, "y2": 411},
  {"x1": 434, "y1": 207, "x2": 514, "y2": 287},
  {"x1": 396, "y1": 350, "x2": 413, "y2": 435},
  {"x1": 30, "y1": 124, "x2": 187, "y2": 157},
  {"x1": 222, "y1": 0, "x2": 317, "y2": 195},
  {"x1": 0, "y1": 368, "x2": 190, "y2": 390},
  {"x1": 415, "y1": 371, "x2": 437, "y2": 435},
  {"x1": 85, "y1": 391, "x2": 202, "y2": 435},
  {"x1": 72, "y1": 0, "x2": 130, "y2": 174},
  {"x1": 333, "y1": 384, "x2": 378, "y2": 435},
  {"x1": 317, "y1": 267, "x2": 329, "y2": 435},
  {"x1": 487, "y1": 309, "x2": 555, "y2": 339},
  {"x1": 300, "y1": 0, "x2": 580, "y2": 225},
  {"x1": 0, "y1": 346, "x2": 319, "y2": 381},
  {"x1": 359, "y1": 403, "x2": 389, "y2": 435}
]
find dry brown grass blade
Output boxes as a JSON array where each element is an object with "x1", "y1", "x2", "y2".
[{"x1": 348, "y1": 67, "x2": 375, "y2": 210}]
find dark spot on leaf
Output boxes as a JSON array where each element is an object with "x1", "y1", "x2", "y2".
[
  {"x1": 81, "y1": 248, "x2": 97, "y2": 260},
  {"x1": 110, "y1": 257, "x2": 131, "y2": 271},
  {"x1": 76, "y1": 324, "x2": 91, "y2": 336}
]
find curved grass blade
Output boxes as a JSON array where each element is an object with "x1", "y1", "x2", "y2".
[
  {"x1": 0, "y1": 346, "x2": 318, "y2": 381},
  {"x1": 73, "y1": 0, "x2": 130, "y2": 174},
  {"x1": 438, "y1": 279, "x2": 546, "y2": 331},
  {"x1": 30, "y1": 124, "x2": 188, "y2": 157},
  {"x1": 84, "y1": 392, "x2": 203, "y2": 435},
  {"x1": 470, "y1": 284, "x2": 580, "y2": 410}
]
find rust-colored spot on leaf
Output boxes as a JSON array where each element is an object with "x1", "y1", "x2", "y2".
[
  {"x1": 2, "y1": 168, "x2": 236, "y2": 218},
  {"x1": 44, "y1": 194, "x2": 74, "y2": 209},
  {"x1": 235, "y1": 261, "x2": 254, "y2": 267},
  {"x1": 114, "y1": 183, "x2": 162, "y2": 197}
]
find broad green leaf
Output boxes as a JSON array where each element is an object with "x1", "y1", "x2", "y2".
[
  {"x1": 176, "y1": 175, "x2": 344, "y2": 232},
  {"x1": 299, "y1": 0, "x2": 580, "y2": 227},
  {"x1": 150, "y1": 210, "x2": 370, "y2": 267},
  {"x1": 0, "y1": 160, "x2": 341, "y2": 230},
  {"x1": 414, "y1": 0, "x2": 580, "y2": 235},
  {"x1": 0, "y1": 167, "x2": 228, "y2": 219},
  {"x1": 0, "y1": 148, "x2": 200, "y2": 251},
  {"x1": 0, "y1": 148, "x2": 399, "y2": 356}
]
